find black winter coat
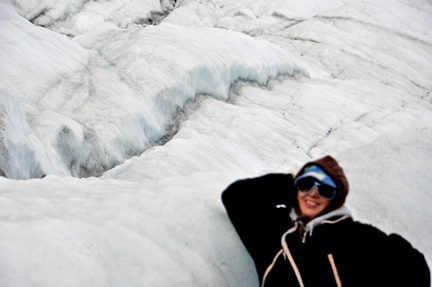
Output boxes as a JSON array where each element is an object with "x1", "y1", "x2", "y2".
[{"x1": 222, "y1": 173, "x2": 430, "y2": 287}]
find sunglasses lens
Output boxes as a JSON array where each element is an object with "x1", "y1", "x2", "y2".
[
  {"x1": 318, "y1": 185, "x2": 336, "y2": 200},
  {"x1": 297, "y1": 178, "x2": 315, "y2": 193},
  {"x1": 296, "y1": 177, "x2": 336, "y2": 200}
]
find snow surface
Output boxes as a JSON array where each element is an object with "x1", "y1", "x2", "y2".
[{"x1": 0, "y1": 0, "x2": 431, "y2": 285}]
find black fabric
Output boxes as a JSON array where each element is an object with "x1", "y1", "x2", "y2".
[{"x1": 222, "y1": 173, "x2": 430, "y2": 287}]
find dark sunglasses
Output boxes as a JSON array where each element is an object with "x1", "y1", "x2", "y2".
[{"x1": 295, "y1": 177, "x2": 336, "y2": 200}]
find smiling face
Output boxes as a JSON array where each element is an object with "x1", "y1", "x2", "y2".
[{"x1": 297, "y1": 186, "x2": 330, "y2": 220}]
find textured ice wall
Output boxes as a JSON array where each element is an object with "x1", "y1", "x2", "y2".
[
  {"x1": 0, "y1": 3, "x2": 89, "y2": 178},
  {"x1": 0, "y1": 91, "x2": 53, "y2": 178},
  {"x1": 0, "y1": 2, "x2": 309, "y2": 179},
  {"x1": 4, "y1": 0, "x2": 165, "y2": 35}
]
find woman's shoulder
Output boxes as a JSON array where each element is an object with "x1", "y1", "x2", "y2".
[
  {"x1": 345, "y1": 220, "x2": 387, "y2": 238},
  {"x1": 339, "y1": 219, "x2": 408, "y2": 247},
  {"x1": 320, "y1": 217, "x2": 418, "y2": 254}
]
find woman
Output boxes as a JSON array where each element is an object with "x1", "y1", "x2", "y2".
[{"x1": 222, "y1": 156, "x2": 430, "y2": 287}]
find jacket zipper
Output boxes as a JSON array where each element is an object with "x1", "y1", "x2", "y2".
[
  {"x1": 302, "y1": 231, "x2": 307, "y2": 243},
  {"x1": 262, "y1": 216, "x2": 349, "y2": 287}
]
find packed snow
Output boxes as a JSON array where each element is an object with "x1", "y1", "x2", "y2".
[{"x1": 0, "y1": 0, "x2": 431, "y2": 286}]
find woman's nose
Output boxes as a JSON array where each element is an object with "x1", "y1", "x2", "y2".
[{"x1": 309, "y1": 187, "x2": 319, "y2": 198}]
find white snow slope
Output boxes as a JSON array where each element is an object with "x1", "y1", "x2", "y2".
[{"x1": 0, "y1": 0, "x2": 431, "y2": 285}]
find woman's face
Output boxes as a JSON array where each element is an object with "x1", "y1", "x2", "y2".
[{"x1": 297, "y1": 186, "x2": 330, "y2": 220}]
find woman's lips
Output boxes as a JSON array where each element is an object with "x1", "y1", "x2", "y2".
[{"x1": 305, "y1": 200, "x2": 319, "y2": 208}]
